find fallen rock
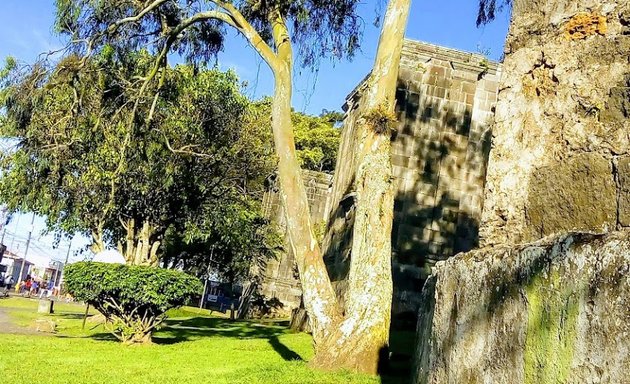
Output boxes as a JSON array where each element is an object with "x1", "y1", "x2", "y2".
[{"x1": 34, "y1": 319, "x2": 57, "y2": 333}]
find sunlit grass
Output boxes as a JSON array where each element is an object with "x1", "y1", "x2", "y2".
[{"x1": 0, "y1": 297, "x2": 381, "y2": 384}]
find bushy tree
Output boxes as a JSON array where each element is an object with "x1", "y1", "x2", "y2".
[
  {"x1": 0, "y1": 51, "x2": 274, "y2": 266},
  {"x1": 65, "y1": 262, "x2": 201, "y2": 343},
  {"x1": 162, "y1": 198, "x2": 283, "y2": 285},
  {"x1": 247, "y1": 97, "x2": 341, "y2": 173}
]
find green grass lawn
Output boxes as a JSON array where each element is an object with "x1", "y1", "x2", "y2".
[{"x1": 0, "y1": 297, "x2": 410, "y2": 384}]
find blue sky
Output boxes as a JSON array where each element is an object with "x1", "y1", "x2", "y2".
[{"x1": 0, "y1": 0, "x2": 511, "y2": 265}]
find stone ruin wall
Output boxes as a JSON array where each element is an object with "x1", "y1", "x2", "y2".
[
  {"x1": 259, "y1": 40, "x2": 502, "y2": 319},
  {"x1": 480, "y1": 0, "x2": 630, "y2": 246},
  {"x1": 414, "y1": 1, "x2": 630, "y2": 382},
  {"x1": 414, "y1": 232, "x2": 630, "y2": 384}
]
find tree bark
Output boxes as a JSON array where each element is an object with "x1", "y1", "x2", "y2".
[
  {"x1": 90, "y1": 228, "x2": 106, "y2": 254},
  {"x1": 310, "y1": 0, "x2": 411, "y2": 374},
  {"x1": 267, "y1": 11, "x2": 341, "y2": 344},
  {"x1": 120, "y1": 218, "x2": 161, "y2": 266}
]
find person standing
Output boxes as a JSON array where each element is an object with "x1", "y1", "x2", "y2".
[{"x1": 4, "y1": 275, "x2": 13, "y2": 291}]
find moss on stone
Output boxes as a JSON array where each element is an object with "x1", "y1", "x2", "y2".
[{"x1": 524, "y1": 268, "x2": 579, "y2": 384}]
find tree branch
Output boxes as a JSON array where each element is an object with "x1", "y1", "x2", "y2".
[{"x1": 107, "y1": 0, "x2": 169, "y2": 35}]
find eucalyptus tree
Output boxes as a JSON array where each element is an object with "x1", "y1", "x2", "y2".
[{"x1": 53, "y1": 0, "x2": 411, "y2": 372}]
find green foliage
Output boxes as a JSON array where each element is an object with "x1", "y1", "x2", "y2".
[
  {"x1": 65, "y1": 261, "x2": 201, "y2": 343},
  {"x1": 293, "y1": 111, "x2": 341, "y2": 172},
  {"x1": 161, "y1": 198, "x2": 283, "y2": 283},
  {"x1": 55, "y1": 0, "x2": 363, "y2": 69},
  {"x1": 0, "y1": 52, "x2": 275, "y2": 266},
  {"x1": 250, "y1": 98, "x2": 341, "y2": 172}
]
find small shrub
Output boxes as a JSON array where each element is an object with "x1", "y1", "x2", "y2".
[
  {"x1": 364, "y1": 104, "x2": 397, "y2": 134},
  {"x1": 65, "y1": 262, "x2": 202, "y2": 344}
]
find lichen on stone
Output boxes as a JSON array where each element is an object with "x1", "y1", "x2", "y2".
[
  {"x1": 564, "y1": 13, "x2": 607, "y2": 40},
  {"x1": 524, "y1": 269, "x2": 579, "y2": 384}
]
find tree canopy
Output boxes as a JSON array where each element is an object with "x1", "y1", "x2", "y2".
[
  {"x1": 55, "y1": 0, "x2": 364, "y2": 69},
  {"x1": 0, "y1": 50, "x2": 275, "y2": 266},
  {"x1": 247, "y1": 98, "x2": 341, "y2": 173}
]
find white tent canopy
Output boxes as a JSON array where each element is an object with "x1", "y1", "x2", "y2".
[{"x1": 92, "y1": 250, "x2": 126, "y2": 264}]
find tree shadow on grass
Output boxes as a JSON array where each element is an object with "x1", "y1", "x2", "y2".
[
  {"x1": 155, "y1": 317, "x2": 287, "y2": 342},
  {"x1": 268, "y1": 335, "x2": 303, "y2": 361},
  {"x1": 156, "y1": 317, "x2": 303, "y2": 362},
  {"x1": 52, "y1": 313, "x2": 86, "y2": 320},
  {"x1": 55, "y1": 316, "x2": 304, "y2": 361}
]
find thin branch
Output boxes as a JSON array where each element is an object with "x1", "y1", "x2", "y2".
[
  {"x1": 107, "y1": 0, "x2": 169, "y2": 35},
  {"x1": 161, "y1": 131, "x2": 217, "y2": 159},
  {"x1": 211, "y1": 1, "x2": 279, "y2": 68}
]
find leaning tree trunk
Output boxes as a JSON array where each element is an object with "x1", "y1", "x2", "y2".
[
  {"x1": 268, "y1": 11, "x2": 341, "y2": 344},
  {"x1": 310, "y1": 0, "x2": 411, "y2": 374}
]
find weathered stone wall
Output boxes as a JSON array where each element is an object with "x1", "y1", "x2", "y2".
[
  {"x1": 413, "y1": 231, "x2": 630, "y2": 384},
  {"x1": 323, "y1": 40, "x2": 501, "y2": 318},
  {"x1": 480, "y1": 0, "x2": 630, "y2": 246},
  {"x1": 258, "y1": 170, "x2": 332, "y2": 311}
]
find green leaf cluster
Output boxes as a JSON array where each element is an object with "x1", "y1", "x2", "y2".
[
  {"x1": 0, "y1": 52, "x2": 275, "y2": 266},
  {"x1": 250, "y1": 98, "x2": 341, "y2": 173},
  {"x1": 65, "y1": 261, "x2": 201, "y2": 342}
]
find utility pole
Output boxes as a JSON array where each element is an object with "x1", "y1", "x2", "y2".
[
  {"x1": 17, "y1": 213, "x2": 36, "y2": 283},
  {"x1": 8, "y1": 214, "x2": 20, "y2": 252},
  {"x1": 58, "y1": 240, "x2": 72, "y2": 286}
]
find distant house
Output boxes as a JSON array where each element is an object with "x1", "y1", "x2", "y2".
[{"x1": 0, "y1": 250, "x2": 34, "y2": 282}]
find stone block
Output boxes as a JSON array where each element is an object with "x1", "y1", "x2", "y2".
[
  {"x1": 461, "y1": 81, "x2": 477, "y2": 95},
  {"x1": 619, "y1": 156, "x2": 630, "y2": 226},
  {"x1": 391, "y1": 154, "x2": 410, "y2": 167},
  {"x1": 34, "y1": 319, "x2": 57, "y2": 333},
  {"x1": 414, "y1": 232, "x2": 630, "y2": 384},
  {"x1": 527, "y1": 153, "x2": 617, "y2": 238}
]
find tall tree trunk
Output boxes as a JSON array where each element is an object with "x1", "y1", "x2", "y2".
[
  {"x1": 311, "y1": 0, "x2": 411, "y2": 374},
  {"x1": 268, "y1": 11, "x2": 341, "y2": 344}
]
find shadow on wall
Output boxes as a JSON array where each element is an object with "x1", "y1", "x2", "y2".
[
  {"x1": 321, "y1": 81, "x2": 493, "y2": 319},
  {"x1": 392, "y1": 95, "x2": 492, "y2": 268}
]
